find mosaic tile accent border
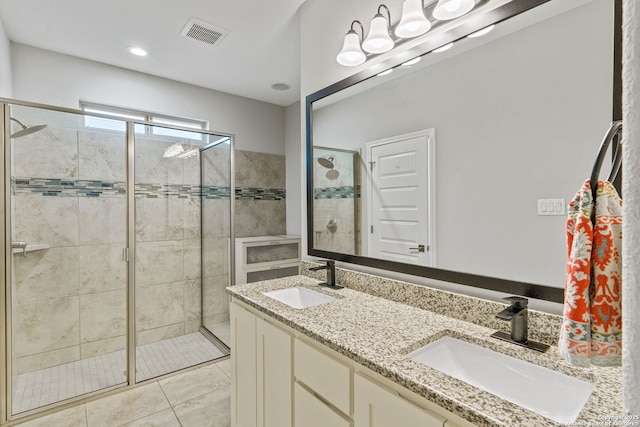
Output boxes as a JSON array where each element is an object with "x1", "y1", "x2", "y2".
[
  {"x1": 314, "y1": 185, "x2": 358, "y2": 200},
  {"x1": 13, "y1": 177, "x2": 285, "y2": 201},
  {"x1": 13, "y1": 178, "x2": 126, "y2": 198},
  {"x1": 235, "y1": 187, "x2": 285, "y2": 200}
]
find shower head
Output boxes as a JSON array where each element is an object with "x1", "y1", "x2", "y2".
[
  {"x1": 10, "y1": 118, "x2": 47, "y2": 139},
  {"x1": 317, "y1": 155, "x2": 334, "y2": 169}
]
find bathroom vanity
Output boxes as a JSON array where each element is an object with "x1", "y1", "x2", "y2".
[{"x1": 227, "y1": 274, "x2": 622, "y2": 427}]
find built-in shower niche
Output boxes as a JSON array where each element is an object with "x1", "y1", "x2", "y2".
[{"x1": 312, "y1": 147, "x2": 360, "y2": 254}]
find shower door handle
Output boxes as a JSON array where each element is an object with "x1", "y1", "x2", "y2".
[{"x1": 12, "y1": 241, "x2": 28, "y2": 257}]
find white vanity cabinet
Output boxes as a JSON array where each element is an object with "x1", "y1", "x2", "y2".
[
  {"x1": 230, "y1": 302, "x2": 292, "y2": 427},
  {"x1": 230, "y1": 299, "x2": 476, "y2": 427},
  {"x1": 235, "y1": 236, "x2": 301, "y2": 285},
  {"x1": 354, "y1": 373, "x2": 446, "y2": 427}
]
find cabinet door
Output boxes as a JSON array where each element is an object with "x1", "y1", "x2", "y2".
[
  {"x1": 354, "y1": 373, "x2": 446, "y2": 427},
  {"x1": 257, "y1": 318, "x2": 292, "y2": 427},
  {"x1": 295, "y1": 383, "x2": 353, "y2": 427},
  {"x1": 231, "y1": 303, "x2": 257, "y2": 427}
]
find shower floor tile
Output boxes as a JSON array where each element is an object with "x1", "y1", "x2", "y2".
[{"x1": 12, "y1": 332, "x2": 227, "y2": 415}]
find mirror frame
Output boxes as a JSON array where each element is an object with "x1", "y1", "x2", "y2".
[{"x1": 306, "y1": 0, "x2": 622, "y2": 303}]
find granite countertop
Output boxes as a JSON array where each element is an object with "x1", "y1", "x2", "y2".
[{"x1": 226, "y1": 275, "x2": 623, "y2": 427}]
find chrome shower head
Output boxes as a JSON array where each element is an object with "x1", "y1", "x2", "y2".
[
  {"x1": 317, "y1": 155, "x2": 334, "y2": 169},
  {"x1": 10, "y1": 118, "x2": 48, "y2": 139}
]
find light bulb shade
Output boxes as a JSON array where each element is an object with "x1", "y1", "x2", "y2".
[
  {"x1": 362, "y1": 14, "x2": 394, "y2": 54},
  {"x1": 395, "y1": 0, "x2": 431, "y2": 38},
  {"x1": 432, "y1": 0, "x2": 475, "y2": 20},
  {"x1": 336, "y1": 31, "x2": 366, "y2": 66}
]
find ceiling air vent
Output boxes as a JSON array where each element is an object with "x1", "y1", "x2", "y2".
[{"x1": 180, "y1": 18, "x2": 228, "y2": 46}]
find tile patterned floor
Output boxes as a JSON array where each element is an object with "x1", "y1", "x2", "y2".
[
  {"x1": 13, "y1": 332, "x2": 227, "y2": 415},
  {"x1": 14, "y1": 359, "x2": 232, "y2": 427}
]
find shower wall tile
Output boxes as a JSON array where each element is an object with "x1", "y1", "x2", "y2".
[
  {"x1": 78, "y1": 198, "x2": 126, "y2": 245},
  {"x1": 14, "y1": 196, "x2": 79, "y2": 247},
  {"x1": 202, "y1": 146, "x2": 231, "y2": 187},
  {"x1": 78, "y1": 244, "x2": 127, "y2": 294},
  {"x1": 14, "y1": 297, "x2": 80, "y2": 358},
  {"x1": 77, "y1": 130, "x2": 126, "y2": 181},
  {"x1": 135, "y1": 198, "x2": 185, "y2": 242},
  {"x1": 336, "y1": 198, "x2": 356, "y2": 234},
  {"x1": 80, "y1": 335, "x2": 126, "y2": 359},
  {"x1": 235, "y1": 150, "x2": 285, "y2": 189},
  {"x1": 136, "y1": 282, "x2": 185, "y2": 331},
  {"x1": 202, "y1": 275, "x2": 229, "y2": 321},
  {"x1": 14, "y1": 246, "x2": 79, "y2": 304},
  {"x1": 203, "y1": 200, "x2": 231, "y2": 239},
  {"x1": 185, "y1": 320, "x2": 201, "y2": 334},
  {"x1": 134, "y1": 136, "x2": 183, "y2": 184},
  {"x1": 202, "y1": 238, "x2": 230, "y2": 278},
  {"x1": 135, "y1": 241, "x2": 184, "y2": 286},
  {"x1": 137, "y1": 323, "x2": 184, "y2": 347},
  {"x1": 80, "y1": 290, "x2": 126, "y2": 344},
  {"x1": 13, "y1": 127, "x2": 78, "y2": 179},
  {"x1": 17, "y1": 345, "x2": 80, "y2": 375},
  {"x1": 183, "y1": 154, "x2": 201, "y2": 186},
  {"x1": 183, "y1": 241, "x2": 202, "y2": 281},
  {"x1": 235, "y1": 200, "x2": 286, "y2": 237},
  {"x1": 184, "y1": 280, "x2": 202, "y2": 322},
  {"x1": 184, "y1": 199, "x2": 201, "y2": 240}
]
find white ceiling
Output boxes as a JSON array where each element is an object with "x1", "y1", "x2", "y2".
[{"x1": 0, "y1": 0, "x2": 305, "y2": 106}]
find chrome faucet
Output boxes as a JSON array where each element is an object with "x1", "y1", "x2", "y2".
[
  {"x1": 491, "y1": 296, "x2": 549, "y2": 352},
  {"x1": 308, "y1": 260, "x2": 343, "y2": 289}
]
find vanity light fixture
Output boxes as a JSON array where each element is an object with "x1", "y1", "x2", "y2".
[
  {"x1": 362, "y1": 5, "x2": 394, "y2": 54},
  {"x1": 337, "y1": 0, "x2": 482, "y2": 66},
  {"x1": 128, "y1": 46, "x2": 149, "y2": 57},
  {"x1": 432, "y1": 42, "x2": 454, "y2": 53},
  {"x1": 395, "y1": 0, "x2": 431, "y2": 38},
  {"x1": 467, "y1": 24, "x2": 495, "y2": 38},
  {"x1": 432, "y1": 0, "x2": 475, "y2": 20},
  {"x1": 337, "y1": 20, "x2": 367, "y2": 66}
]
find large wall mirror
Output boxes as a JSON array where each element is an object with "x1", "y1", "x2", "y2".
[{"x1": 306, "y1": 0, "x2": 621, "y2": 303}]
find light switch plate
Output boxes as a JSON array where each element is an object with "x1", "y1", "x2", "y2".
[{"x1": 537, "y1": 199, "x2": 566, "y2": 216}]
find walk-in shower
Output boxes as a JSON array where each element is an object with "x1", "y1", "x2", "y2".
[{"x1": 1, "y1": 100, "x2": 233, "y2": 422}]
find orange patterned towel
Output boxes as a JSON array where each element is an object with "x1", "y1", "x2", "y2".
[{"x1": 558, "y1": 180, "x2": 622, "y2": 367}]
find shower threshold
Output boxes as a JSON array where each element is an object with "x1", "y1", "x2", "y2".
[{"x1": 12, "y1": 331, "x2": 227, "y2": 415}]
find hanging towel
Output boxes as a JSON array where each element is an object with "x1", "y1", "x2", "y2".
[{"x1": 558, "y1": 180, "x2": 622, "y2": 367}]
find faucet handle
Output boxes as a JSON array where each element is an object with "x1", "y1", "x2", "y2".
[{"x1": 503, "y1": 296, "x2": 528, "y2": 308}]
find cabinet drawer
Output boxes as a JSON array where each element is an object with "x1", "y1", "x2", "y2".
[
  {"x1": 294, "y1": 383, "x2": 352, "y2": 427},
  {"x1": 294, "y1": 339, "x2": 352, "y2": 415}
]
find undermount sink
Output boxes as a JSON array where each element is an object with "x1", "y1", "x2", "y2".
[
  {"x1": 262, "y1": 286, "x2": 337, "y2": 309},
  {"x1": 407, "y1": 336, "x2": 595, "y2": 424}
]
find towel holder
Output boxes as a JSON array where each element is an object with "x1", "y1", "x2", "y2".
[{"x1": 590, "y1": 120, "x2": 622, "y2": 202}]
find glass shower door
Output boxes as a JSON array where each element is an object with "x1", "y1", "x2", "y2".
[
  {"x1": 133, "y1": 124, "x2": 229, "y2": 382},
  {"x1": 7, "y1": 104, "x2": 128, "y2": 415}
]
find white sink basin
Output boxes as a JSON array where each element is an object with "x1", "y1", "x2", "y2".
[
  {"x1": 262, "y1": 287, "x2": 337, "y2": 309},
  {"x1": 407, "y1": 336, "x2": 595, "y2": 424}
]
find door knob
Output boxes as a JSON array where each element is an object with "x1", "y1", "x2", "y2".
[{"x1": 409, "y1": 244, "x2": 425, "y2": 253}]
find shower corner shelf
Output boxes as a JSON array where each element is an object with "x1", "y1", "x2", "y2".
[{"x1": 12, "y1": 244, "x2": 50, "y2": 254}]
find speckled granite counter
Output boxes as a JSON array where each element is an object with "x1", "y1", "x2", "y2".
[{"x1": 226, "y1": 275, "x2": 623, "y2": 427}]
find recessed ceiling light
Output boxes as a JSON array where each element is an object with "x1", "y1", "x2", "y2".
[
  {"x1": 377, "y1": 69, "x2": 393, "y2": 77},
  {"x1": 271, "y1": 83, "x2": 291, "y2": 91},
  {"x1": 432, "y1": 42, "x2": 453, "y2": 53},
  {"x1": 129, "y1": 47, "x2": 149, "y2": 57},
  {"x1": 467, "y1": 24, "x2": 495, "y2": 38},
  {"x1": 401, "y1": 57, "x2": 421, "y2": 67}
]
